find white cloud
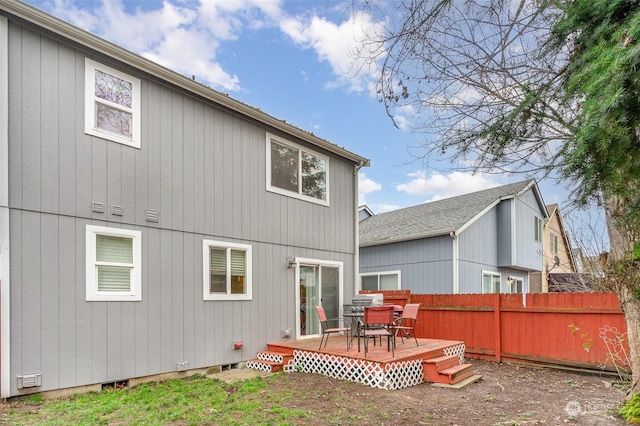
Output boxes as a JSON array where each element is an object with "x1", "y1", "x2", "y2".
[
  {"x1": 35, "y1": 1, "x2": 387, "y2": 95},
  {"x1": 358, "y1": 172, "x2": 382, "y2": 206},
  {"x1": 396, "y1": 171, "x2": 502, "y2": 201},
  {"x1": 279, "y1": 11, "x2": 384, "y2": 93}
]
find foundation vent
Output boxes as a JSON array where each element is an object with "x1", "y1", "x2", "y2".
[{"x1": 17, "y1": 373, "x2": 41, "y2": 389}]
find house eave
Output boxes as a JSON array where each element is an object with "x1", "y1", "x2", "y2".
[
  {"x1": 0, "y1": 0, "x2": 371, "y2": 168},
  {"x1": 359, "y1": 230, "x2": 453, "y2": 248}
]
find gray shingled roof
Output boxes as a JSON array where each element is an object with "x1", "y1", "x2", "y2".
[{"x1": 360, "y1": 179, "x2": 536, "y2": 246}]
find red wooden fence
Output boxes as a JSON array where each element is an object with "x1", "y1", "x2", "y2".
[{"x1": 362, "y1": 291, "x2": 629, "y2": 371}]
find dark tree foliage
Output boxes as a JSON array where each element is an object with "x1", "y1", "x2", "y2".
[{"x1": 550, "y1": 0, "x2": 640, "y2": 219}]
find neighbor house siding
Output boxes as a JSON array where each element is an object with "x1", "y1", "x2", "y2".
[
  {"x1": 458, "y1": 208, "x2": 499, "y2": 293},
  {"x1": 360, "y1": 236, "x2": 453, "y2": 294},
  {"x1": 6, "y1": 18, "x2": 358, "y2": 396},
  {"x1": 496, "y1": 199, "x2": 513, "y2": 267},
  {"x1": 513, "y1": 189, "x2": 544, "y2": 271}
]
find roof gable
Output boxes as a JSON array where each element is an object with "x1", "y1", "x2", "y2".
[{"x1": 360, "y1": 179, "x2": 541, "y2": 246}]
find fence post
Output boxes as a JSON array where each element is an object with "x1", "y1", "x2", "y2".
[{"x1": 494, "y1": 293, "x2": 501, "y2": 362}]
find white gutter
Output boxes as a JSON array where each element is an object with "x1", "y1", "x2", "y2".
[
  {"x1": 0, "y1": 14, "x2": 11, "y2": 399},
  {"x1": 354, "y1": 162, "x2": 365, "y2": 294}
]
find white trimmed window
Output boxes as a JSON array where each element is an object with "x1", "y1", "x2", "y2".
[
  {"x1": 550, "y1": 233, "x2": 559, "y2": 254},
  {"x1": 203, "y1": 240, "x2": 252, "y2": 301},
  {"x1": 482, "y1": 271, "x2": 501, "y2": 294},
  {"x1": 534, "y1": 216, "x2": 543, "y2": 243},
  {"x1": 86, "y1": 225, "x2": 142, "y2": 301},
  {"x1": 85, "y1": 58, "x2": 141, "y2": 148},
  {"x1": 360, "y1": 271, "x2": 401, "y2": 291},
  {"x1": 266, "y1": 133, "x2": 329, "y2": 206}
]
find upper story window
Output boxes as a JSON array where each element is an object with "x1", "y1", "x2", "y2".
[
  {"x1": 85, "y1": 58, "x2": 141, "y2": 148},
  {"x1": 203, "y1": 240, "x2": 252, "y2": 301},
  {"x1": 266, "y1": 133, "x2": 329, "y2": 206},
  {"x1": 534, "y1": 216, "x2": 543, "y2": 243},
  {"x1": 86, "y1": 225, "x2": 142, "y2": 301},
  {"x1": 550, "y1": 233, "x2": 559, "y2": 254},
  {"x1": 360, "y1": 271, "x2": 401, "y2": 291}
]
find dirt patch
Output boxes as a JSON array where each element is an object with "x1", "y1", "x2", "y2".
[{"x1": 263, "y1": 359, "x2": 627, "y2": 425}]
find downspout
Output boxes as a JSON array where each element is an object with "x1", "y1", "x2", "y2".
[
  {"x1": 450, "y1": 231, "x2": 459, "y2": 294},
  {"x1": 0, "y1": 15, "x2": 11, "y2": 399},
  {"x1": 354, "y1": 161, "x2": 364, "y2": 296}
]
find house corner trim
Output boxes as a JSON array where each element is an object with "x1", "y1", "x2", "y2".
[{"x1": 0, "y1": 15, "x2": 11, "y2": 399}]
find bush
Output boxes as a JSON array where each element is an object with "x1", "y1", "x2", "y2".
[{"x1": 620, "y1": 394, "x2": 640, "y2": 423}]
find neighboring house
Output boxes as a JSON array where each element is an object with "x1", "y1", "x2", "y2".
[
  {"x1": 358, "y1": 205, "x2": 374, "y2": 222},
  {"x1": 530, "y1": 204, "x2": 577, "y2": 292},
  {"x1": 0, "y1": 1, "x2": 369, "y2": 398},
  {"x1": 359, "y1": 180, "x2": 548, "y2": 294}
]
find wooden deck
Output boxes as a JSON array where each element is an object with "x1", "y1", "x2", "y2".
[
  {"x1": 247, "y1": 335, "x2": 473, "y2": 390},
  {"x1": 267, "y1": 335, "x2": 465, "y2": 365}
]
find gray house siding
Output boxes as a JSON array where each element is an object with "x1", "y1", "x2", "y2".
[
  {"x1": 358, "y1": 181, "x2": 546, "y2": 297},
  {"x1": 458, "y1": 207, "x2": 499, "y2": 293},
  {"x1": 360, "y1": 236, "x2": 453, "y2": 294},
  {"x1": 496, "y1": 199, "x2": 513, "y2": 266},
  {"x1": 4, "y1": 15, "x2": 360, "y2": 396},
  {"x1": 513, "y1": 189, "x2": 544, "y2": 271}
]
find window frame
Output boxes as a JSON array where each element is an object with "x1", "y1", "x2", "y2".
[
  {"x1": 266, "y1": 133, "x2": 330, "y2": 206},
  {"x1": 359, "y1": 271, "x2": 401, "y2": 291},
  {"x1": 550, "y1": 233, "x2": 559, "y2": 254},
  {"x1": 534, "y1": 216, "x2": 543, "y2": 243},
  {"x1": 482, "y1": 271, "x2": 501, "y2": 294},
  {"x1": 86, "y1": 225, "x2": 142, "y2": 302},
  {"x1": 85, "y1": 58, "x2": 141, "y2": 149},
  {"x1": 203, "y1": 240, "x2": 253, "y2": 301}
]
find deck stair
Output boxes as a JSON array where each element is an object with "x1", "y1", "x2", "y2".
[
  {"x1": 422, "y1": 355, "x2": 475, "y2": 384},
  {"x1": 246, "y1": 351, "x2": 293, "y2": 373}
]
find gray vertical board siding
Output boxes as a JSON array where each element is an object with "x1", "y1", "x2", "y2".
[
  {"x1": 171, "y1": 230, "x2": 185, "y2": 371},
  {"x1": 192, "y1": 103, "x2": 206, "y2": 234},
  {"x1": 58, "y1": 46, "x2": 77, "y2": 218},
  {"x1": 171, "y1": 93, "x2": 185, "y2": 231},
  {"x1": 40, "y1": 214, "x2": 60, "y2": 390},
  {"x1": 145, "y1": 227, "x2": 162, "y2": 374},
  {"x1": 18, "y1": 211, "x2": 41, "y2": 376},
  {"x1": 19, "y1": 28, "x2": 41, "y2": 212},
  {"x1": 182, "y1": 99, "x2": 195, "y2": 233},
  {"x1": 514, "y1": 189, "x2": 544, "y2": 271},
  {"x1": 7, "y1": 22, "x2": 22, "y2": 208},
  {"x1": 496, "y1": 199, "x2": 513, "y2": 267},
  {"x1": 106, "y1": 142, "x2": 123, "y2": 222},
  {"x1": 40, "y1": 36, "x2": 60, "y2": 214},
  {"x1": 91, "y1": 139, "x2": 107, "y2": 218},
  {"x1": 159, "y1": 89, "x2": 173, "y2": 228},
  {"x1": 7, "y1": 20, "x2": 360, "y2": 395},
  {"x1": 58, "y1": 216, "x2": 77, "y2": 389},
  {"x1": 144, "y1": 81, "x2": 161, "y2": 227},
  {"x1": 159, "y1": 229, "x2": 173, "y2": 372},
  {"x1": 8, "y1": 211, "x2": 22, "y2": 396},
  {"x1": 75, "y1": 55, "x2": 92, "y2": 220},
  {"x1": 74, "y1": 220, "x2": 92, "y2": 386},
  {"x1": 359, "y1": 237, "x2": 453, "y2": 294},
  {"x1": 458, "y1": 210, "x2": 500, "y2": 293}
]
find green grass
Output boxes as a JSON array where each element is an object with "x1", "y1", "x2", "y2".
[{"x1": 2, "y1": 374, "x2": 313, "y2": 425}]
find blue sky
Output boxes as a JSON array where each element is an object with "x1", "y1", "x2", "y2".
[{"x1": 24, "y1": 0, "x2": 599, "y2": 230}]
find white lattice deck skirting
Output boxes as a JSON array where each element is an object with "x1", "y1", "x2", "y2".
[
  {"x1": 283, "y1": 350, "x2": 424, "y2": 390},
  {"x1": 444, "y1": 343, "x2": 466, "y2": 364}
]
